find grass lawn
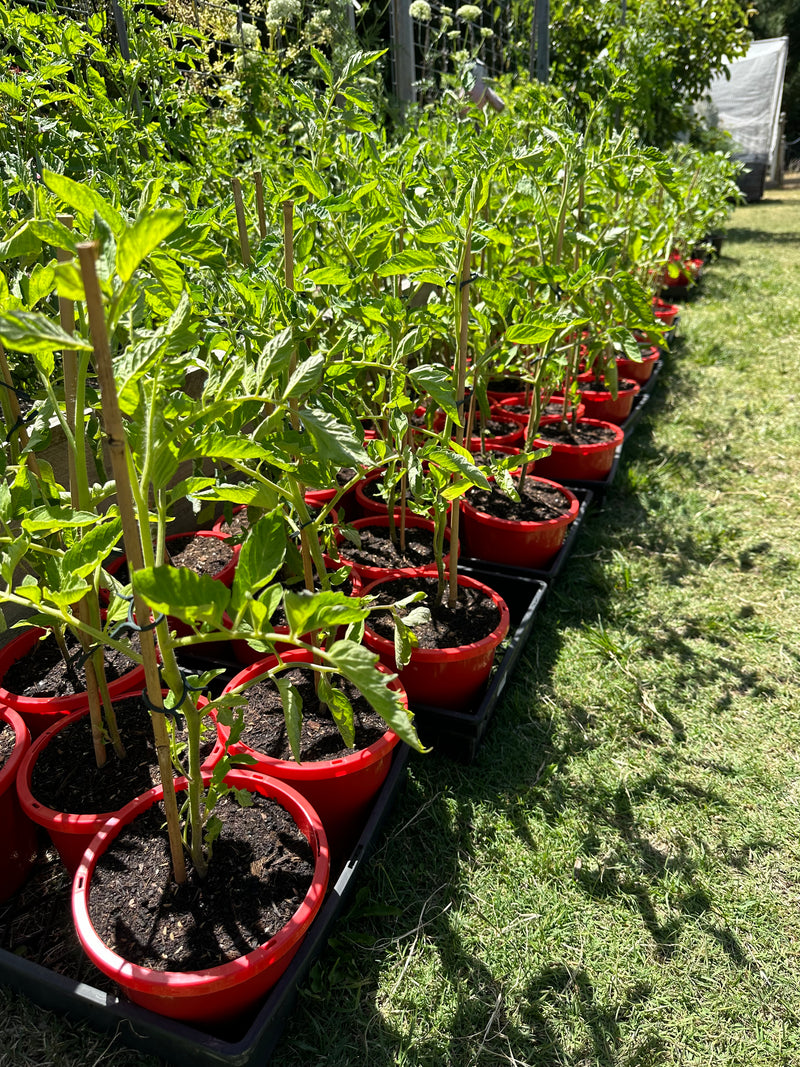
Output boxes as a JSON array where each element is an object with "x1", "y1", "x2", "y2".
[{"x1": 2, "y1": 177, "x2": 800, "y2": 1066}]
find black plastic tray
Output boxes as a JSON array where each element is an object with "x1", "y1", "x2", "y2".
[
  {"x1": 635, "y1": 358, "x2": 664, "y2": 399},
  {"x1": 559, "y1": 443, "x2": 623, "y2": 501},
  {"x1": 0, "y1": 744, "x2": 412, "y2": 1067},
  {"x1": 409, "y1": 565, "x2": 547, "y2": 762},
  {"x1": 458, "y1": 487, "x2": 594, "y2": 586}
]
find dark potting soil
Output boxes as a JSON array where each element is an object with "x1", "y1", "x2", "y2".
[
  {"x1": 87, "y1": 791, "x2": 314, "y2": 972},
  {"x1": 217, "y1": 508, "x2": 249, "y2": 538},
  {"x1": 342, "y1": 525, "x2": 448, "y2": 570},
  {"x1": 29, "y1": 696, "x2": 217, "y2": 814},
  {"x1": 0, "y1": 720, "x2": 14, "y2": 772},
  {"x1": 367, "y1": 575, "x2": 500, "y2": 650},
  {"x1": 466, "y1": 479, "x2": 572, "y2": 523},
  {"x1": 1, "y1": 629, "x2": 140, "y2": 699},
  {"x1": 580, "y1": 379, "x2": 636, "y2": 395},
  {"x1": 472, "y1": 418, "x2": 520, "y2": 440},
  {"x1": 488, "y1": 377, "x2": 524, "y2": 394},
  {"x1": 239, "y1": 667, "x2": 388, "y2": 761},
  {"x1": 112, "y1": 534, "x2": 234, "y2": 585},
  {"x1": 536, "y1": 421, "x2": 618, "y2": 446}
]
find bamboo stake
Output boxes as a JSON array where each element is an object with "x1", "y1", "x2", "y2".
[
  {"x1": 232, "y1": 178, "x2": 251, "y2": 267},
  {"x1": 254, "y1": 172, "x2": 267, "y2": 240},
  {"x1": 282, "y1": 200, "x2": 316, "y2": 595},
  {"x1": 448, "y1": 230, "x2": 472, "y2": 609},
  {"x1": 76, "y1": 241, "x2": 186, "y2": 884},
  {"x1": 57, "y1": 216, "x2": 121, "y2": 764}
]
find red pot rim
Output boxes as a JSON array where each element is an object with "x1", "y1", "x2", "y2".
[
  {"x1": 0, "y1": 706, "x2": 30, "y2": 794},
  {"x1": 217, "y1": 648, "x2": 404, "y2": 779},
  {"x1": 17, "y1": 692, "x2": 215, "y2": 829},
  {"x1": 361, "y1": 571, "x2": 511, "y2": 664},
  {"x1": 534, "y1": 417, "x2": 625, "y2": 453},
  {"x1": 460, "y1": 475, "x2": 580, "y2": 531},
  {"x1": 71, "y1": 768, "x2": 330, "y2": 996},
  {"x1": 333, "y1": 515, "x2": 454, "y2": 579},
  {"x1": 577, "y1": 377, "x2": 641, "y2": 400},
  {"x1": 0, "y1": 627, "x2": 145, "y2": 714}
]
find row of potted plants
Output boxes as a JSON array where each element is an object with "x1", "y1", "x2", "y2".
[{"x1": 0, "y1": 27, "x2": 738, "y2": 1047}]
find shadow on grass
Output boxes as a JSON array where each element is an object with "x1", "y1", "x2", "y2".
[{"x1": 726, "y1": 227, "x2": 800, "y2": 245}]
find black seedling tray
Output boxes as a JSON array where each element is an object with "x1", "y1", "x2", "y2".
[
  {"x1": 0, "y1": 744, "x2": 412, "y2": 1067},
  {"x1": 409, "y1": 566, "x2": 547, "y2": 763},
  {"x1": 621, "y1": 391, "x2": 652, "y2": 440},
  {"x1": 458, "y1": 487, "x2": 594, "y2": 586}
]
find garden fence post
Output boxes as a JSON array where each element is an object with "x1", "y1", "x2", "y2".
[
  {"x1": 390, "y1": 0, "x2": 416, "y2": 103},
  {"x1": 529, "y1": 0, "x2": 550, "y2": 84}
]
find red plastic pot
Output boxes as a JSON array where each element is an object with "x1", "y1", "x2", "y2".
[
  {"x1": 531, "y1": 417, "x2": 624, "y2": 481},
  {"x1": 653, "y1": 297, "x2": 679, "y2": 326},
  {"x1": 354, "y1": 472, "x2": 434, "y2": 520},
  {"x1": 72, "y1": 768, "x2": 329, "y2": 1023},
  {"x1": 0, "y1": 706, "x2": 38, "y2": 900},
  {"x1": 0, "y1": 627, "x2": 146, "y2": 739},
  {"x1": 577, "y1": 378, "x2": 640, "y2": 425},
  {"x1": 460, "y1": 476, "x2": 579, "y2": 569},
  {"x1": 361, "y1": 570, "x2": 510, "y2": 712},
  {"x1": 616, "y1": 346, "x2": 659, "y2": 384},
  {"x1": 435, "y1": 411, "x2": 524, "y2": 451},
  {"x1": 217, "y1": 649, "x2": 403, "y2": 858},
  {"x1": 17, "y1": 693, "x2": 219, "y2": 874},
  {"x1": 333, "y1": 515, "x2": 455, "y2": 583},
  {"x1": 107, "y1": 530, "x2": 240, "y2": 589}
]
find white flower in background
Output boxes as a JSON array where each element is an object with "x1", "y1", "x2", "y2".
[
  {"x1": 440, "y1": 13, "x2": 453, "y2": 29},
  {"x1": 480, "y1": 26, "x2": 493, "y2": 38},
  {"x1": 266, "y1": 0, "x2": 301, "y2": 26},
  {"x1": 456, "y1": 4, "x2": 481, "y2": 22},
  {"x1": 310, "y1": 7, "x2": 333, "y2": 28},
  {"x1": 229, "y1": 20, "x2": 260, "y2": 47},
  {"x1": 447, "y1": 29, "x2": 460, "y2": 39},
  {"x1": 454, "y1": 48, "x2": 468, "y2": 63},
  {"x1": 409, "y1": 1, "x2": 432, "y2": 21}
]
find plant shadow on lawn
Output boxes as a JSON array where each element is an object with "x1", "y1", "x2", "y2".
[{"x1": 276, "y1": 372, "x2": 787, "y2": 1066}]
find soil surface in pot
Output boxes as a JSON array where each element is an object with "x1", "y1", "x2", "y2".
[
  {"x1": 2, "y1": 629, "x2": 140, "y2": 699},
  {"x1": 581, "y1": 379, "x2": 637, "y2": 395},
  {"x1": 466, "y1": 479, "x2": 572, "y2": 523},
  {"x1": 471, "y1": 418, "x2": 518, "y2": 438},
  {"x1": 0, "y1": 720, "x2": 13, "y2": 770},
  {"x1": 29, "y1": 696, "x2": 216, "y2": 813},
  {"x1": 264, "y1": 570, "x2": 356, "y2": 631},
  {"x1": 536, "y1": 422, "x2": 618, "y2": 446},
  {"x1": 368, "y1": 575, "x2": 500, "y2": 650},
  {"x1": 342, "y1": 525, "x2": 448, "y2": 571},
  {"x1": 238, "y1": 668, "x2": 388, "y2": 761},
  {"x1": 113, "y1": 534, "x2": 234, "y2": 585},
  {"x1": 87, "y1": 791, "x2": 314, "y2": 971},
  {"x1": 488, "y1": 377, "x2": 524, "y2": 393}
]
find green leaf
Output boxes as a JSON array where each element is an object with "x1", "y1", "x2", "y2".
[
  {"x1": 317, "y1": 674, "x2": 355, "y2": 749},
  {"x1": 132, "y1": 565, "x2": 230, "y2": 627},
  {"x1": 393, "y1": 613, "x2": 417, "y2": 670},
  {"x1": 506, "y1": 321, "x2": 559, "y2": 345},
  {"x1": 376, "y1": 249, "x2": 442, "y2": 277},
  {"x1": 408, "y1": 364, "x2": 459, "y2": 423},
  {"x1": 43, "y1": 170, "x2": 124, "y2": 234},
  {"x1": 299, "y1": 408, "x2": 370, "y2": 467},
  {"x1": 426, "y1": 447, "x2": 490, "y2": 489},
  {"x1": 179, "y1": 434, "x2": 271, "y2": 464},
  {"x1": 231, "y1": 510, "x2": 287, "y2": 614},
  {"x1": 29, "y1": 219, "x2": 78, "y2": 255},
  {"x1": 62, "y1": 519, "x2": 122, "y2": 579},
  {"x1": 117, "y1": 208, "x2": 184, "y2": 282},
  {"x1": 25, "y1": 263, "x2": 57, "y2": 308},
  {"x1": 0, "y1": 310, "x2": 92, "y2": 355},
  {"x1": 306, "y1": 266, "x2": 351, "y2": 287},
  {"x1": 283, "y1": 353, "x2": 324, "y2": 400},
  {"x1": 0, "y1": 222, "x2": 41, "y2": 263},
  {"x1": 294, "y1": 162, "x2": 329, "y2": 200},
  {"x1": 255, "y1": 328, "x2": 294, "y2": 388},
  {"x1": 284, "y1": 590, "x2": 367, "y2": 638},
  {"x1": 310, "y1": 45, "x2": 333, "y2": 84},
  {"x1": 275, "y1": 676, "x2": 303, "y2": 763},
  {"x1": 326, "y1": 639, "x2": 423, "y2": 750},
  {"x1": 21, "y1": 506, "x2": 99, "y2": 533}
]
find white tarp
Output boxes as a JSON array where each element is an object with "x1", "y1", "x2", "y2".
[{"x1": 707, "y1": 37, "x2": 789, "y2": 165}]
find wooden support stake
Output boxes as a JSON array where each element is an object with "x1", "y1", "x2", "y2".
[
  {"x1": 232, "y1": 178, "x2": 251, "y2": 267},
  {"x1": 448, "y1": 230, "x2": 472, "y2": 609},
  {"x1": 76, "y1": 241, "x2": 187, "y2": 884},
  {"x1": 254, "y1": 172, "x2": 267, "y2": 240}
]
